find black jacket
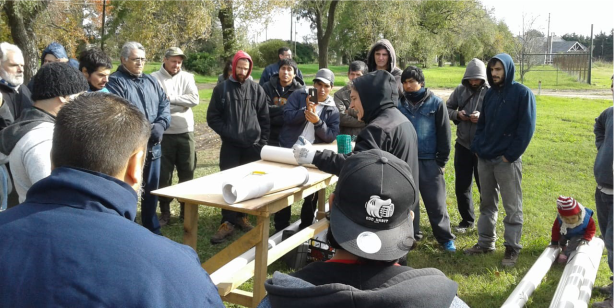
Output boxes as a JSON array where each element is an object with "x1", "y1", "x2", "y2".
[
  {"x1": 262, "y1": 262, "x2": 458, "y2": 308},
  {"x1": 262, "y1": 74, "x2": 305, "y2": 146},
  {"x1": 0, "y1": 83, "x2": 33, "y2": 131},
  {"x1": 313, "y1": 71, "x2": 419, "y2": 193},
  {"x1": 207, "y1": 78, "x2": 270, "y2": 148}
]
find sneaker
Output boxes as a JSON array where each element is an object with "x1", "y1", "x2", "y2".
[
  {"x1": 158, "y1": 212, "x2": 171, "y2": 227},
  {"x1": 235, "y1": 216, "x2": 254, "y2": 232},
  {"x1": 443, "y1": 240, "x2": 456, "y2": 252},
  {"x1": 592, "y1": 297, "x2": 613, "y2": 308},
  {"x1": 596, "y1": 283, "x2": 613, "y2": 295},
  {"x1": 210, "y1": 222, "x2": 235, "y2": 244},
  {"x1": 414, "y1": 230, "x2": 424, "y2": 241},
  {"x1": 454, "y1": 222, "x2": 474, "y2": 234},
  {"x1": 464, "y1": 243, "x2": 495, "y2": 255},
  {"x1": 502, "y1": 246, "x2": 519, "y2": 267}
]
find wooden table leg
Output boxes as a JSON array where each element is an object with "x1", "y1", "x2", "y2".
[
  {"x1": 251, "y1": 215, "x2": 270, "y2": 307},
  {"x1": 316, "y1": 188, "x2": 327, "y2": 220},
  {"x1": 183, "y1": 202, "x2": 198, "y2": 251}
]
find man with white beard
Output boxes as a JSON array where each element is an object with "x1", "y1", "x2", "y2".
[{"x1": 0, "y1": 42, "x2": 32, "y2": 131}]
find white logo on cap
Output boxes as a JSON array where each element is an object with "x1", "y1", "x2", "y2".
[
  {"x1": 356, "y1": 231, "x2": 382, "y2": 254},
  {"x1": 365, "y1": 195, "x2": 394, "y2": 224}
]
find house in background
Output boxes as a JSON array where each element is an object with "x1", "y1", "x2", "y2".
[{"x1": 543, "y1": 36, "x2": 588, "y2": 64}]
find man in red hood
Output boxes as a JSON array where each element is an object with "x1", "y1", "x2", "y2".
[{"x1": 207, "y1": 51, "x2": 270, "y2": 244}]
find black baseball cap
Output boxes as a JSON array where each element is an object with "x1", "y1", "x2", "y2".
[{"x1": 330, "y1": 149, "x2": 417, "y2": 261}]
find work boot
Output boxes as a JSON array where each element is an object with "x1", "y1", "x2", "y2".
[
  {"x1": 592, "y1": 297, "x2": 613, "y2": 308},
  {"x1": 158, "y1": 203, "x2": 171, "y2": 227},
  {"x1": 596, "y1": 283, "x2": 613, "y2": 295},
  {"x1": 235, "y1": 216, "x2": 254, "y2": 232},
  {"x1": 210, "y1": 222, "x2": 235, "y2": 244},
  {"x1": 454, "y1": 221, "x2": 474, "y2": 234},
  {"x1": 464, "y1": 243, "x2": 495, "y2": 255},
  {"x1": 502, "y1": 246, "x2": 519, "y2": 267}
]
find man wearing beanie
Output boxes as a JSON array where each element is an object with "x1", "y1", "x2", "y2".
[
  {"x1": 106, "y1": 41, "x2": 170, "y2": 236},
  {"x1": 0, "y1": 62, "x2": 88, "y2": 203},
  {"x1": 397, "y1": 65, "x2": 455, "y2": 252},
  {"x1": 446, "y1": 58, "x2": 489, "y2": 233},
  {"x1": 207, "y1": 50, "x2": 269, "y2": 244},
  {"x1": 260, "y1": 150, "x2": 467, "y2": 308}
]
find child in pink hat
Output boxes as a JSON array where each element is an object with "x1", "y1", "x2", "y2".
[{"x1": 551, "y1": 196, "x2": 596, "y2": 263}]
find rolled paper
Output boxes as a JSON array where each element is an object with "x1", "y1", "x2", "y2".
[
  {"x1": 222, "y1": 166, "x2": 310, "y2": 204},
  {"x1": 260, "y1": 145, "x2": 299, "y2": 165}
]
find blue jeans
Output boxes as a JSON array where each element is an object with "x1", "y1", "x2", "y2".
[
  {"x1": 141, "y1": 151, "x2": 162, "y2": 235},
  {"x1": 595, "y1": 188, "x2": 613, "y2": 273}
]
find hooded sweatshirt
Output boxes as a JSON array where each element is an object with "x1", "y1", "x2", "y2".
[
  {"x1": 262, "y1": 73, "x2": 305, "y2": 145},
  {"x1": 594, "y1": 106, "x2": 613, "y2": 190},
  {"x1": 0, "y1": 107, "x2": 56, "y2": 202},
  {"x1": 312, "y1": 71, "x2": 419, "y2": 207},
  {"x1": 261, "y1": 263, "x2": 459, "y2": 308},
  {"x1": 367, "y1": 39, "x2": 403, "y2": 95},
  {"x1": 471, "y1": 53, "x2": 536, "y2": 162},
  {"x1": 0, "y1": 167, "x2": 224, "y2": 307},
  {"x1": 27, "y1": 43, "x2": 80, "y2": 92},
  {"x1": 207, "y1": 51, "x2": 270, "y2": 148},
  {"x1": 446, "y1": 58, "x2": 490, "y2": 150}
]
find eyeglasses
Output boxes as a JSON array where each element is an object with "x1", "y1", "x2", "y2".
[{"x1": 129, "y1": 57, "x2": 146, "y2": 63}]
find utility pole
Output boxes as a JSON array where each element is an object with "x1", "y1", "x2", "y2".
[
  {"x1": 546, "y1": 13, "x2": 550, "y2": 64},
  {"x1": 100, "y1": 0, "x2": 106, "y2": 51},
  {"x1": 290, "y1": 9, "x2": 293, "y2": 47},
  {"x1": 588, "y1": 24, "x2": 593, "y2": 84}
]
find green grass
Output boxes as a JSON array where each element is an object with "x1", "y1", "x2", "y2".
[{"x1": 153, "y1": 94, "x2": 612, "y2": 307}]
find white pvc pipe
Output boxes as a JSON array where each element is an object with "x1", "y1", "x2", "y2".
[
  {"x1": 549, "y1": 237, "x2": 605, "y2": 308},
  {"x1": 501, "y1": 246, "x2": 561, "y2": 308},
  {"x1": 209, "y1": 220, "x2": 301, "y2": 284},
  {"x1": 221, "y1": 166, "x2": 309, "y2": 204}
]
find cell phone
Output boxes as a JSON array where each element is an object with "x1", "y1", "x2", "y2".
[{"x1": 309, "y1": 88, "x2": 317, "y2": 103}]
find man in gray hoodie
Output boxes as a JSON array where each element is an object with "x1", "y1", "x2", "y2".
[
  {"x1": 446, "y1": 58, "x2": 489, "y2": 233},
  {"x1": 366, "y1": 39, "x2": 403, "y2": 95}
]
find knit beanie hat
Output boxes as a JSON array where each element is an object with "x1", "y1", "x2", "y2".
[
  {"x1": 557, "y1": 196, "x2": 582, "y2": 216},
  {"x1": 31, "y1": 62, "x2": 89, "y2": 101}
]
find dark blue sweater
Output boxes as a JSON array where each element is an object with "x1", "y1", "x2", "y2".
[
  {"x1": 0, "y1": 167, "x2": 224, "y2": 308},
  {"x1": 471, "y1": 53, "x2": 536, "y2": 162}
]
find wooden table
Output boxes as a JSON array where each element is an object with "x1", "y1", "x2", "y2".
[{"x1": 152, "y1": 146, "x2": 338, "y2": 307}]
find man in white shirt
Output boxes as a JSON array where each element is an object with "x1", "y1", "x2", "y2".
[{"x1": 151, "y1": 47, "x2": 199, "y2": 226}]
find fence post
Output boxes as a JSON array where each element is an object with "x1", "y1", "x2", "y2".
[{"x1": 538, "y1": 80, "x2": 541, "y2": 95}]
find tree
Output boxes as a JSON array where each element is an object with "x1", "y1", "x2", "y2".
[
  {"x1": 2, "y1": 0, "x2": 50, "y2": 83},
  {"x1": 513, "y1": 14, "x2": 545, "y2": 82},
  {"x1": 296, "y1": 0, "x2": 339, "y2": 68}
]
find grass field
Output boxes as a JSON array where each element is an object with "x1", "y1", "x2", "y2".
[
  {"x1": 137, "y1": 61, "x2": 612, "y2": 91},
  {"x1": 153, "y1": 92, "x2": 613, "y2": 307}
]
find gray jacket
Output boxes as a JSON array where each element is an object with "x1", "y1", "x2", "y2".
[
  {"x1": 333, "y1": 84, "x2": 365, "y2": 137},
  {"x1": 446, "y1": 58, "x2": 489, "y2": 149}
]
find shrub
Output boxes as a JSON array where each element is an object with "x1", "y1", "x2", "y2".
[{"x1": 183, "y1": 52, "x2": 220, "y2": 75}]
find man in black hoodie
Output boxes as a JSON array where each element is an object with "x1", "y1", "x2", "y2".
[
  {"x1": 293, "y1": 70, "x2": 420, "y2": 240},
  {"x1": 262, "y1": 58, "x2": 305, "y2": 146},
  {"x1": 260, "y1": 150, "x2": 466, "y2": 308}
]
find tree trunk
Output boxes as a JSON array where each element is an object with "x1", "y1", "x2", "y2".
[
  {"x1": 459, "y1": 53, "x2": 466, "y2": 66},
  {"x1": 438, "y1": 55, "x2": 444, "y2": 67},
  {"x1": 3, "y1": 1, "x2": 49, "y2": 84},
  {"x1": 314, "y1": 0, "x2": 339, "y2": 69},
  {"x1": 218, "y1": 0, "x2": 236, "y2": 62}
]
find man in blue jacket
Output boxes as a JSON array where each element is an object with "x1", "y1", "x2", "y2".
[
  {"x1": 106, "y1": 41, "x2": 171, "y2": 235},
  {"x1": 465, "y1": 53, "x2": 536, "y2": 267},
  {"x1": 0, "y1": 92, "x2": 223, "y2": 307}
]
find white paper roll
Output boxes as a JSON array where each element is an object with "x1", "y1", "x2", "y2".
[
  {"x1": 260, "y1": 145, "x2": 299, "y2": 165},
  {"x1": 222, "y1": 166, "x2": 310, "y2": 204}
]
